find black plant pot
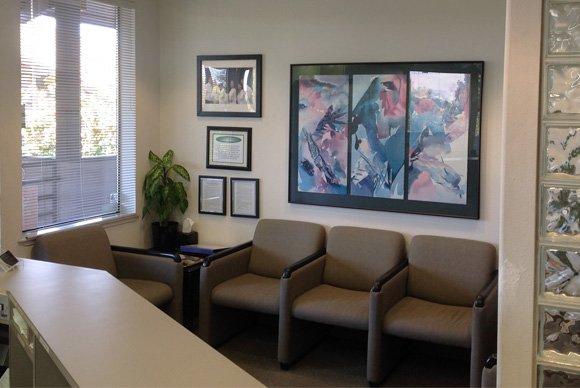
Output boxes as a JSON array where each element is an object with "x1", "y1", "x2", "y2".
[{"x1": 151, "y1": 221, "x2": 179, "y2": 251}]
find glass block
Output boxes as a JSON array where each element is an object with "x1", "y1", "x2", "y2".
[
  {"x1": 541, "y1": 367, "x2": 580, "y2": 387},
  {"x1": 547, "y1": 65, "x2": 580, "y2": 114},
  {"x1": 544, "y1": 186, "x2": 580, "y2": 237},
  {"x1": 546, "y1": 126, "x2": 580, "y2": 176},
  {"x1": 542, "y1": 308, "x2": 580, "y2": 358},
  {"x1": 548, "y1": 2, "x2": 580, "y2": 54},
  {"x1": 544, "y1": 248, "x2": 580, "y2": 297}
]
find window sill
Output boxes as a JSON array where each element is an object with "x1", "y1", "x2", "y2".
[{"x1": 19, "y1": 213, "x2": 139, "y2": 246}]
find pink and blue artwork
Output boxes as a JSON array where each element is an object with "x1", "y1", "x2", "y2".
[
  {"x1": 297, "y1": 75, "x2": 349, "y2": 194},
  {"x1": 350, "y1": 74, "x2": 407, "y2": 199},
  {"x1": 408, "y1": 71, "x2": 470, "y2": 204}
]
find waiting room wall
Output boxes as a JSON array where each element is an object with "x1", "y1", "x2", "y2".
[{"x1": 158, "y1": 0, "x2": 507, "y2": 246}]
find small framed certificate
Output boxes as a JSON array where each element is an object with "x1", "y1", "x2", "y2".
[
  {"x1": 198, "y1": 175, "x2": 227, "y2": 215},
  {"x1": 230, "y1": 178, "x2": 259, "y2": 218},
  {"x1": 206, "y1": 127, "x2": 252, "y2": 171}
]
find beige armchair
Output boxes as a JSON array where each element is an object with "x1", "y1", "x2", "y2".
[
  {"x1": 278, "y1": 226, "x2": 406, "y2": 369},
  {"x1": 367, "y1": 235, "x2": 497, "y2": 386},
  {"x1": 31, "y1": 224, "x2": 183, "y2": 323},
  {"x1": 198, "y1": 219, "x2": 325, "y2": 347}
]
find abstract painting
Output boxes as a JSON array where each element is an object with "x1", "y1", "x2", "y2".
[
  {"x1": 350, "y1": 74, "x2": 407, "y2": 199},
  {"x1": 546, "y1": 126, "x2": 580, "y2": 175},
  {"x1": 544, "y1": 248, "x2": 580, "y2": 297},
  {"x1": 289, "y1": 62, "x2": 483, "y2": 219},
  {"x1": 408, "y1": 71, "x2": 470, "y2": 204},
  {"x1": 297, "y1": 75, "x2": 349, "y2": 195},
  {"x1": 545, "y1": 187, "x2": 580, "y2": 236}
]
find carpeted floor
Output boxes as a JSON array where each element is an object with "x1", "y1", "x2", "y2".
[{"x1": 217, "y1": 322, "x2": 470, "y2": 387}]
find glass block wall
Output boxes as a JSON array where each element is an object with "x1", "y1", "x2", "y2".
[{"x1": 538, "y1": 1, "x2": 580, "y2": 385}]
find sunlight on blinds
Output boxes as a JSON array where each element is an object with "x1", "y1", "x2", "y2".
[{"x1": 20, "y1": 0, "x2": 135, "y2": 233}]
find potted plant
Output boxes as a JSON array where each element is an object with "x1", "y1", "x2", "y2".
[{"x1": 143, "y1": 150, "x2": 191, "y2": 250}]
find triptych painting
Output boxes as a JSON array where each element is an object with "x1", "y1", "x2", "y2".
[{"x1": 289, "y1": 62, "x2": 483, "y2": 218}]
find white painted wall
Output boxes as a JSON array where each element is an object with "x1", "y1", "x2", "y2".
[
  {"x1": 0, "y1": 0, "x2": 161, "y2": 255},
  {"x1": 159, "y1": 0, "x2": 506, "y2": 247},
  {"x1": 498, "y1": 0, "x2": 542, "y2": 385}
]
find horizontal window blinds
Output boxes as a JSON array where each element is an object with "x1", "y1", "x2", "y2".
[{"x1": 20, "y1": 0, "x2": 135, "y2": 232}]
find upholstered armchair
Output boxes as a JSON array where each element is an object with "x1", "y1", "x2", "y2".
[
  {"x1": 367, "y1": 235, "x2": 497, "y2": 387},
  {"x1": 31, "y1": 224, "x2": 183, "y2": 323},
  {"x1": 198, "y1": 219, "x2": 326, "y2": 346},
  {"x1": 278, "y1": 226, "x2": 406, "y2": 368}
]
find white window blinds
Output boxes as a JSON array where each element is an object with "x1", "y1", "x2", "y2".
[{"x1": 20, "y1": 0, "x2": 136, "y2": 233}]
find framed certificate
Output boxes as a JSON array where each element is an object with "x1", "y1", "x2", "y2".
[
  {"x1": 206, "y1": 127, "x2": 252, "y2": 171},
  {"x1": 230, "y1": 178, "x2": 259, "y2": 218},
  {"x1": 198, "y1": 175, "x2": 227, "y2": 215}
]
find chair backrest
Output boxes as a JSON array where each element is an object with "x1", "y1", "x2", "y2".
[
  {"x1": 248, "y1": 219, "x2": 325, "y2": 278},
  {"x1": 323, "y1": 226, "x2": 405, "y2": 291},
  {"x1": 31, "y1": 224, "x2": 118, "y2": 276},
  {"x1": 407, "y1": 235, "x2": 496, "y2": 307}
]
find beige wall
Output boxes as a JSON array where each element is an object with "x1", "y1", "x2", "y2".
[
  {"x1": 498, "y1": 0, "x2": 542, "y2": 385},
  {"x1": 159, "y1": 0, "x2": 506, "y2": 246},
  {"x1": 0, "y1": 0, "x2": 161, "y2": 255}
]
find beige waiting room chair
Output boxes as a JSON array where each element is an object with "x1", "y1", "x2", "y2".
[
  {"x1": 31, "y1": 224, "x2": 183, "y2": 323},
  {"x1": 367, "y1": 235, "x2": 497, "y2": 387},
  {"x1": 278, "y1": 226, "x2": 406, "y2": 369},
  {"x1": 198, "y1": 219, "x2": 325, "y2": 346}
]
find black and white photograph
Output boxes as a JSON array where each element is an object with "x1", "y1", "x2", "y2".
[{"x1": 197, "y1": 55, "x2": 262, "y2": 117}]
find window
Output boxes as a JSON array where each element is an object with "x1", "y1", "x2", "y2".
[{"x1": 20, "y1": 0, "x2": 136, "y2": 233}]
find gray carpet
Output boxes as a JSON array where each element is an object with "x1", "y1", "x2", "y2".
[{"x1": 217, "y1": 323, "x2": 470, "y2": 387}]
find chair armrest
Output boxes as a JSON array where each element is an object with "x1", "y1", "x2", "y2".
[
  {"x1": 371, "y1": 259, "x2": 408, "y2": 292},
  {"x1": 280, "y1": 255, "x2": 326, "y2": 302},
  {"x1": 281, "y1": 248, "x2": 326, "y2": 279},
  {"x1": 111, "y1": 245, "x2": 181, "y2": 262},
  {"x1": 202, "y1": 241, "x2": 252, "y2": 267},
  {"x1": 200, "y1": 246, "x2": 252, "y2": 289},
  {"x1": 113, "y1": 251, "x2": 182, "y2": 287},
  {"x1": 474, "y1": 270, "x2": 498, "y2": 308}
]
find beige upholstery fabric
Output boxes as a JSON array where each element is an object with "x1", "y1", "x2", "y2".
[
  {"x1": 248, "y1": 219, "x2": 325, "y2": 278},
  {"x1": 32, "y1": 224, "x2": 118, "y2": 276},
  {"x1": 407, "y1": 235, "x2": 496, "y2": 307},
  {"x1": 323, "y1": 226, "x2": 405, "y2": 291},
  {"x1": 383, "y1": 296, "x2": 473, "y2": 348},
  {"x1": 292, "y1": 284, "x2": 370, "y2": 330},
  {"x1": 212, "y1": 273, "x2": 280, "y2": 315},
  {"x1": 120, "y1": 278, "x2": 173, "y2": 307}
]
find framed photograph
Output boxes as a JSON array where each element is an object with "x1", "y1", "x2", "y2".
[
  {"x1": 289, "y1": 61, "x2": 483, "y2": 219},
  {"x1": 197, "y1": 54, "x2": 262, "y2": 117},
  {"x1": 230, "y1": 178, "x2": 259, "y2": 218},
  {"x1": 206, "y1": 126, "x2": 252, "y2": 171},
  {"x1": 198, "y1": 175, "x2": 226, "y2": 215}
]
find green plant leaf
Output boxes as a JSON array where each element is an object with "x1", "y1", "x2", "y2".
[
  {"x1": 179, "y1": 199, "x2": 188, "y2": 213},
  {"x1": 171, "y1": 164, "x2": 191, "y2": 181},
  {"x1": 162, "y1": 149, "x2": 174, "y2": 166},
  {"x1": 148, "y1": 150, "x2": 162, "y2": 164}
]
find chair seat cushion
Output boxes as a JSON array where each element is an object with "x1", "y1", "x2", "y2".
[
  {"x1": 120, "y1": 278, "x2": 173, "y2": 307},
  {"x1": 212, "y1": 273, "x2": 280, "y2": 314},
  {"x1": 383, "y1": 296, "x2": 472, "y2": 348},
  {"x1": 292, "y1": 284, "x2": 370, "y2": 330}
]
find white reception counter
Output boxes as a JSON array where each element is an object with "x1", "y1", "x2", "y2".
[{"x1": 0, "y1": 259, "x2": 262, "y2": 387}]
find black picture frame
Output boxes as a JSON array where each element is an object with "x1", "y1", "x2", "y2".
[
  {"x1": 197, "y1": 54, "x2": 262, "y2": 118},
  {"x1": 206, "y1": 126, "x2": 252, "y2": 171},
  {"x1": 230, "y1": 178, "x2": 260, "y2": 219},
  {"x1": 198, "y1": 175, "x2": 227, "y2": 215},
  {"x1": 289, "y1": 61, "x2": 484, "y2": 219}
]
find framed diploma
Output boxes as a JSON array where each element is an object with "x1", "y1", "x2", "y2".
[
  {"x1": 198, "y1": 175, "x2": 227, "y2": 215},
  {"x1": 230, "y1": 178, "x2": 259, "y2": 218},
  {"x1": 206, "y1": 126, "x2": 252, "y2": 171}
]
